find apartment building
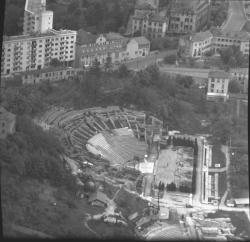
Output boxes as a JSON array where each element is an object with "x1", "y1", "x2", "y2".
[
  {"x1": 23, "y1": 0, "x2": 53, "y2": 35},
  {"x1": 180, "y1": 28, "x2": 250, "y2": 58},
  {"x1": 126, "y1": 36, "x2": 150, "y2": 59},
  {"x1": 132, "y1": 13, "x2": 168, "y2": 39},
  {"x1": 75, "y1": 30, "x2": 150, "y2": 68},
  {"x1": 168, "y1": 0, "x2": 210, "y2": 34},
  {"x1": 1, "y1": 29, "x2": 77, "y2": 75},
  {"x1": 207, "y1": 70, "x2": 229, "y2": 101},
  {"x1": 1, "y1": 0, "x2": 77, "y2": 75},
  {"x1": 20, "y1": 67, "x2": 79, "y2": 85},
  {"x1": 211, "y1": 28, "x2": 250, "y2": 55},
  {"x1": 230, "y1": 68, "x2": 249, "y2": 93}
]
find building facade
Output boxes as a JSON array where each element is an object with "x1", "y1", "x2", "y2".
[
  {"x1": 230, "y1": 68, "x2": 249, "y2": 93},
  {"x1": 1, "y1": 0, "x2": 77, "y2": 75},
  {"x1": 168, "y1": 0, "x2": 210, "y2": 34},
  {"x1": 0, "y1": 107, "x2": 16, "y2": 139},
  {"x1": 1, "y1": 29, "x2": 77, "y2": 75},
  {"x1": 207, "y1": 70, "x2": 229, "y2": 101},
  {"x1": 23, "y1": 0, "x2": 53, "y2": 35},
  {"x1": 20, "y1": 67, "x2": 79, "y2": 85},
  {"x1": 180, "y1": 28, "x2": 250, "y2": 58},
  {"x1": 132, "y1": 13, "x2": 168, "y2": 39},
  {"x1": 75, "y1": 30, "x2": 150, "y2": 68}
]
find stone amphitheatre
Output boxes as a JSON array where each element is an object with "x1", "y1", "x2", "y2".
[{"x1": 37, "y1": 106, "x2": 163, "y2": 169}]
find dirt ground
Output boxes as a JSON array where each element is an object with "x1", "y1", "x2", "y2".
[{"x1": 155, "y1": 147, "x2": 194, "y2": 188}]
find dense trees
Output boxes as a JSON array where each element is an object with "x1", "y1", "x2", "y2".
[
  {"x1": 208, "y1": 1, "x2": 229, "y2": 28},
  {"x1": 164, "y1": 54, "x2": 177, "y2": 64},
  {"x1": 0, "y1": 115, "x2": 77, "y2": 191},
  {"x1": 230, "y1": 153, "x2": 249, "y2": 197},
  {"x1": 3, "y1": 0, "x2": 135, "y2": 35},
  {"x1": 218, "y1": 46, "x2": 246, "y2": 69},
  {"x1": 50, "y1": 58, "x2": 62, "y2": 67},
  {"x1": 151, "y1": 37, "x2": 179, "y2": 51},
  {"x1": 3, "y1": 0, "x2": 25, "y2": 35},
  {"x1": 47, "y1": 0, "x2": 135, "y2": 34},
  {"x1": 228, "y1": 80, "x2": 242, "y2": 93}
]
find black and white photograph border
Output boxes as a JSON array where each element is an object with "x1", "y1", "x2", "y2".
[{"x1": 0, "y1": 0, "x2": 249, "y2": 240}]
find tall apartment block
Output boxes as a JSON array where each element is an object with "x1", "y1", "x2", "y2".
[
  {"x1": 1, "y1": 0, "x2": 77, "y2": 75},
  {"x1": 23, "y1": 0, "x2": 53, "y2": 34},
  {"x1": 1, "y1": 30, "x2": 76, "y2": 75}
]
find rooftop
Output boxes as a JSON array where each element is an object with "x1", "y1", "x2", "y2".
[
  {"x1": 104, "y1": 32, "x2": 125, "y2": 41},
  {"x1": 77, "y1": 29, "x2": 98, "y2": 45},
  {"x1": 242, "y1": 20, "x2": 250, "y2": 33},
  {"x1": 208, "y1": 70, "x2": 230, "y2": 79},
  {"x1": 191, "y1": 30, "x2": 213, "y2": 42},
  {"x1": 88, "y1": 191, "x2": 109, "y2": 204},
  {"x1": 132, "y1": 36, "x2": 150, "y2": 45},
  {"x1": 135, "y1": 2, "x2": 156, "y2": 10},
  {"x1": 133, "y1": 12, "x2": 167, "y2": 22},
  {"x1": 25, "y1": 0, "x2": 46, "y2": 13},
  {"x1": 3, "y1": 29, "x2": 76, "y2": 42},
  {"x1": 210, "y1": 27, "x2": 250, "y2": 40},
  {"x1": 170, "y1": 0, "x2": 201, "y2": 13}
]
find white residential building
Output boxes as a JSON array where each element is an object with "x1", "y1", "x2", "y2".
[
  {"x1": 230, "y1": 68, "x2": 249, "y2": 93},
  {"x1": 207, "y1": 70, "x2": 229, "y2": 101},
  {"x1": 1, "y1": 0, "x2": 77, "y2": 75},
  {"x1": 75, "y1": 30, "x2": 150, "y2": 68},
  {"x1": 132, "y1": 12, "x2": 168, "y2": 39},
  {"x1": 168, "y1": 0, "x2": 210, "y2": 34},
  {"x1": 180, "y1": 28, "x2": 250, "y2": 58},
  {"x1": 126, "y1": 37, "x2": 150, "y2": 59},
  {"x1": 23, "y1": 0, "x2": 53, "y2": 35},
  {"x1": 188, "y1": 30, "x2": 213, "y2": 57},
  {"x1": 1, "y1": 29, "x2": 77, "y2": 75}
]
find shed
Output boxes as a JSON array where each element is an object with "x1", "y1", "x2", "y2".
[{"x1": 88, "y1": 191, "x2": 109, "y2": 208}]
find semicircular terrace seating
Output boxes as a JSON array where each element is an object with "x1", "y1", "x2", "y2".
[{"x1": 38, "y1": 106, "x2": 163, "y2": 167}]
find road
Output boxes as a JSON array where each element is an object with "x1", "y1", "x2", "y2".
[
  {"x1": 159, "y1": 65, "x2": 210, "y2": 78},
  {"x1": 192, "y1": 137, "x2": 204, "y2": 206},
  {"x1": 222, "y1": 0, "x2": 247, "y2": 31},
  {"x1": 124, "y1": 50, "x2": 177, "y2": 71}
]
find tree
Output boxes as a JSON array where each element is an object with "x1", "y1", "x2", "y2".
[
  {"x1": 204, "y1": 49, "x2": 214, "y2": 57},
  {"x1": 164, "y1": 54, "x2": 176, "y2": 64},
  {"x1": 228, "y1": 80, "x2": 241, "y2": 93},
  {"x1": 50, "y1": 58, "x2": 62, "y2": 67},
  {"x1": 89, "y1": 58, "x2": 101, "y2": 77},
  {"x1": 104, "y1": 54, "x2": 113, "y2": 72},
  {"x1": 118, "y1": 64, "x2": 129, "y2": 78},
  {"x1": 176, "y1": 75, "x2": 194, "y2": 88}
]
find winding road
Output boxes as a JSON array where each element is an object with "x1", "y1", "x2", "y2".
[{"x1": 222, "y1": 0, "x2": 247, "y2": 31}]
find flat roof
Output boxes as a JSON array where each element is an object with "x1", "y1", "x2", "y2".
[
  {"x1": 191, "y1": 30, "x2": 213, "y2": 42},
  {"x1": 3, "y1": 29, "x2": 76, "y2": 42}
]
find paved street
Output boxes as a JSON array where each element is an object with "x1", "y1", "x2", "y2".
[
  {"x1": 124, "y1": 50, "x2": 177, "y2": 71},
  {"x1": 222, "y1": 0, "x2": 247, "y2": 31},
  {"x1": 159, "y1": 65, "x2": 210, "y2": 78}
]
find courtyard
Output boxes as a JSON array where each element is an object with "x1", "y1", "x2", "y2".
[{"x1": 155, "y1": 146, "x2": 194, "y2": 189}]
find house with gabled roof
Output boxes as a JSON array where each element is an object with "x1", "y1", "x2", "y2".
[{"x1": 75, "y1": 29, "x2": 150, "y2": 68}]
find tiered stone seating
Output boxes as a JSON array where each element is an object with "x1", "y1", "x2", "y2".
[{"x1": 40, "y1": 106, "x2": 163, "y2": 166}]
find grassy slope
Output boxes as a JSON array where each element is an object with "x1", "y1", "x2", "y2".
[{"x1": 1, "y1": 170, "x2": 104, "y2": 238}]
